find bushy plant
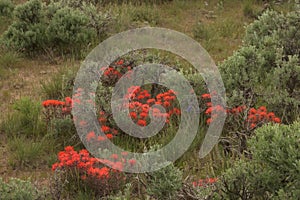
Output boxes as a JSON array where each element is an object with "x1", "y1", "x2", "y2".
[
  {"x1": 0, "y1": 0, "x2": 14, "y2": 17},
  {"x1": 51, "y1": 146, "x2": 134, "y2": 198},
  {"x1": 2, "y1": 0, "x2": 47, "y2": 52},
  {"x1": 217, "y1": 121, "x2": 300, "y2": 199},
  {"x1": 221, "y1": 10, "x2": 300, "y2": 123},
  {"x1": 146, "y1": 163, "x2": 183, "y2": 199},
  {"x1": 2, "y1": 0, "x2": 111, "y2": 55},
  {"x1": 0, "y1": 177, "x2": 47, "y2": 200},
  {"x1": 46, "y1": 6, "x2": 96, "y2": 55}
]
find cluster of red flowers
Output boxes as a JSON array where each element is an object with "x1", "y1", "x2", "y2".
[
  {"x1": 42, "y1": 97, "x2": 73, "y2": 126},
  {"x1": 201, "y1": 93, "x2": 281, "y2": 128},
  {"x1": 52, "y1": 146, "x2": 136, "y2": 181},
  {"x1": 192, "y1": 177, "x2": 218, "y2": 187},
  {"x1": 247, "y1": 106, "x2": 281, "y2": 129},
  {"x1": 85, "y1": 111, "x2": 119, "y2": 142},
  {"x1": 125, "y1": 86, "x2": 181, "y2": 126},
  {"x1": 42, "y1": 97, "x2": 73, "y2": 114},
  {"x1": 202, "y1": 93, "x2": 226, "y2": 124},
  {"x1": 100, "y1": 59, "x2": 133, "y2": 86}
]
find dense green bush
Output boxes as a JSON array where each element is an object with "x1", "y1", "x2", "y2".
[
  {"x1": 0, "y1": 177, "x2": 47, "y2": 200},
  {"x1": 46, "y1": 7, "x2": 95, "y2": 54},
  {"x1": 2, "y1": 0, "x2": 46, "y2": 52},
  {"x1": 221, "y1": 10, "x2": 300, "y2": 123},
  {"x1": 0, "y1": 0, "x2": 14, "y2": 17},
  {"x1": 218, "y1": 121, "x2": 300, "y2": 199},
  {"x1": 2, "y1": 0, "x2": 111, "y2": 56},
  {"x1": 146, "y1": 163, "x2": 183, "y2": 199}
]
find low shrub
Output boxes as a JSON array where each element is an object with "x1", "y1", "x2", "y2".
[
  {"x1": 51, "y1": 146, "x2": 135, "y2": 198},
  {"x1": 218, "y1": 121, "x2": 300, "y2": 199},
  {"x1": 2, "y1": 0, "x2": 111, "y2": 56},
  {"x1": 0, "y1": 0, "x2": 14, "y2": 17},
  {"x1": 0, "y1": 177, "x2": 48, "y2": 200},
  {"x1": 221, "y1": 10, "x2": 300, "y2": 123},
  {"x1": 2, "y1": 0, "x2": 46, "y2": 52},
  {"x1": 146, "y1": 162, "x2": 183, "y2": 199}
]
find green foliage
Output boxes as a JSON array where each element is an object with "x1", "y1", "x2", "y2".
[
  {"x1": 0, "y1": 177, "x2": 47, "y2": 200},
  {"x1": 130, "y1": 4, "x2": 160, "y2": 25},
  {"x1": 2, "y1": 0, "x2": 111, "y2": 56},
  {"x1": 1, "y1": 97, "x2": 45, "y2": 138},
  {"x1": 48, "y1": 117, "x2": 78, "y2": 147},
  {"x1": 46, "y1": 6, "x2": 95, "y2": 55},
  {"x1": 106, "y1": 183, "x2": 132, "y2": 200},
  {"x1": 218, "y1": 121, "x2": 300, "y2": 199},
  {"x1": 193, "y1": 22, "x2": 210, "y2": 40},
  {"x1": 0, "y1": 50, "x2": 23, "y2": 80},
  {"x1": 41, "y1": 66, "x2": 77, "y2": 99},
  {"x1": 242, "y1": 0, "x2": 263, "y2": 19},
  {"x1": 2, "y1": 0, "x2": 46, "y2": 52},
  {"x1": 146, "y1": 163, "x2": 183, "y2": 199},
  {"x1": 221, "y1": 10, "x2": 300, "y2": 122},
  {"x1": 0, "y1": 0, "x2": 14, "y2": 17},
  {"x1": 7, "y1": 135, "x2": 50, "y2": 169},
  {"x1": 0, "y1": 50, "x2": 23, "y2": 69}
]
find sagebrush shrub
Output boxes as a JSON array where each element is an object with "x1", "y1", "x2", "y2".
[
  {"x1": 221, "y1": 10, "x2": 300, "y2": 123},
  {"x1": 218, "y1": 121, "x2": 300, "y2": 199},
  {"x1": 146, "y1": 163, "x2": 183, "y2": 200},
  {"x1": 46, "y1": 7, "x2": 96, "y2": 54},
  {"x1": 2, "y1": 0, "x2": 47, "y2": 51},
  {"x1": 2, "y1": 0, "x2": 111, "y2": 55},
  {"x1": 0, "y1": 0, "x2": 14, "y2": 16},
  {"x1": 0, "y1": 177, "x2": 47, "y2": 200}
]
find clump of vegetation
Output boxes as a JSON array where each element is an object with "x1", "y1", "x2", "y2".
[
  {"x1": 0, "y1": 177, "x2": 48, "y2": 200},
  {"x1": 1, "y1": 97, "x2": 45, "y2": 138},
  {"x1": 0, "y1": 0, "x2": 14, "y2": 17},
  {"x1": 146, "y1": 163, "x2": 183, "y2": 199},
  {"x1": 1, "y1": 0, "x2": 111, "y2": 56},
  {"x1": 221, "y1": 10, "x2": 300, "y2": 123},
  {"x1": 217, "y1": 121, "x2": 300, "y2": 199}
]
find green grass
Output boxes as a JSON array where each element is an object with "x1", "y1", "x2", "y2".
[
  {"x1": 1, "y1": 97, "x2": 46, "y2": 138},
  {"x1": 7, "y1": 135, "x2": 48, "y2": 169},
  {"x1": 41, "y1": 64, "x2": 79, "y2": 100}
]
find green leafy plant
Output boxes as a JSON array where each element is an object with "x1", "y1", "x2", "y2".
[
  {"x1": 2, "y1": 0, "x2": 47, "y2": 52},
  {"x1": 221, "y1": 10, "x2": 300, "y2": 123},
  {"x1": 0, "y1": 177, "x2": 48, "y2": 200},
  {"x1": 0, "y1": 0, "x2": 14, "y2": 17},
  {"x1": 146, "y1": 163, "x2": 183, "y2": 199},
  {"x1": 218, "y1": 121, "x2": 300, "y2": 199},
  {"x1": 2, "y1": 0, "x2": 111, "y2": 56},
  {"x1": 46, "y1": 6, "x2": 96, "y2": 55}
]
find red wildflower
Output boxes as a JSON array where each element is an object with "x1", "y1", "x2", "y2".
[
  {"x1": 137, "y1": 119, "x2": 147, "y2": 126},
  {"x1": 201, "y1": 93, "x2": 211, "y2": 99},
  {"x1": 101, "y1": 126, "x2": 110, "y2": 133},
  {"x1": 87, "y1": 131, "x2": 96, "y2": 141},
  {"x1": 274, "y1": 117, "x2": 281, "y2": 123},
  {"x1": 106, "y1": 134, "x2": 113, "y2": 139}
]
